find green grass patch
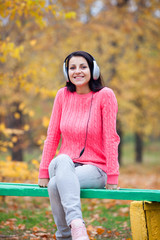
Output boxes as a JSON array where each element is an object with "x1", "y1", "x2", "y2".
[
  {"x1": 0, "y1": 198, "x2": 55, "y2": 238},
  {"x1": 0, "y1": 198, "x2": 131, "y2": 240},
  {"x1": 82, "y1": 199, "x2": 131, "y2": 239}
]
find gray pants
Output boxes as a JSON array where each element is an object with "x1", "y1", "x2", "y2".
[{"x1": 48, "y1": 154, "x2": 107, "y2": 240}]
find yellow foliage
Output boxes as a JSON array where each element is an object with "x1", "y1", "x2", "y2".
[
  {"x1": 6, "y1": 156, "x2": 12, "y2": 161},
  {"x1": 65, "y1": 11, "x2": 76, "y2": 19},
  {"x1": 0, "y1": 147, "x2": 7, "y2": 152},
  {"x1": 0, "y1": 141, "x2": 13, "y2": 152},
  {"x1": 8, "y1": 142, "x2": 14, "y2": 148},
  {"x1": 10, "y1": 45, "x2": 24, "y2": 60},
  {"x1": 23, "y1": 124, "x2": 30, "y2": 131},
  {"x1": 19, "y1": 102, "x2": 25, "y2": 111},
  {"x1": 16, "y1": 20, "x2": 21, "y2": 28},
  {"x1": 37, "y1": 139, "x2": 43, "y2": 145},
  {"x1": 32, "y1": 159, "x2": 39, "y2": 168},
  {"x1": 42, "y1": 117, "x2": 50, "y2": 128},
  {"x1": 3, "y1": 142, "x2": 8, "y2": 147},
  {"x1": 11, "y1": 136, "x2": 18, "y2": 143},
  {"x1": 36, "y1": 88, "x2": 58, "y2": 99},
  {"x1": 14, "y1": 112, "x2": 21, "y2": 119},
  {"x1": 0, "y1": 41, "x2": 24, "y2": 62},
  {"x1": 28, "y1": 110, "x2": 35, "y2": 117},
  {"x1": 0, "y1": 123, "x2": 5, "y2": 131},
  {"x1": 0, "y1": 160, "x2": 39, "y2": 182},
  {"x1": 0, "y1": 0, "x2": 159, "y2": 147},
  {"x1": 37, "y1": 135, "x2": 46, "y2": 146},
  {"x1": 30, "y1": 39, "x2": 37, "y2": 46},
  {"x1": 0, "y1": 157, "x2": 39, "y2": 183}
]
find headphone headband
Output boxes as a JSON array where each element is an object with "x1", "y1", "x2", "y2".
[{"x1": 63, "y1": 51, "x2": 100, "y2": 82}]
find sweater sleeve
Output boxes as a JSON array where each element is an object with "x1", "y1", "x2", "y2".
[
  {"x1": 101, "y1": 88, "x2": 120, "y2": 185},
  {"x1": 38, "y1": 89, "x2": 62, "y2": 178}
]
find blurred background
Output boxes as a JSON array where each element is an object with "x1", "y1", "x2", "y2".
[{"x1": 0, "y1": 0, "x2": 160, "y2": 184}]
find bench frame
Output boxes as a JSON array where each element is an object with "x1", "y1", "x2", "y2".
[
  {"x1": 0, "y1": 182, "x2": 160, "y2": 201},
  {"x1": 0, "y1": 182, "x2": 160, "y2": 240}
]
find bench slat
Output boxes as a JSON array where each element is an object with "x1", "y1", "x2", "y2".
[{"x1": 0, "y1": 182, "x2": 160, "y2": 202}]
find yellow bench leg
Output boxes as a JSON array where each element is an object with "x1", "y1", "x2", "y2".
[{"x1": 130, "y1": 201, "x2": 160, "y2": 240}]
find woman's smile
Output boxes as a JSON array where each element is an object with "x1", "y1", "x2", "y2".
[{"x1": 74, "y1": 76, "x2": 84, "y2": 80}]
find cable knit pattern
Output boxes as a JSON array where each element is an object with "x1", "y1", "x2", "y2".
[{"x1": 39, "y1": 87, "x2": 120, "y2": 184}]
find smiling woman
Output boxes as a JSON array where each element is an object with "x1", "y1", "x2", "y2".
[
  {"x1": 38, "y1": 51, "x2": 120, "y2": 240},
  {"x1": 68, "y1": 57, "x2": 91, "y2": 94},
  {"x1": 64, "y1": 51, "x2": 103, "y2": 93}
]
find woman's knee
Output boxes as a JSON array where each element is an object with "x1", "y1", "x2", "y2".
[
  {"x1": 48, "y1": 177, "x2": 58, "y2": 196},
  {"x1": 49, "y1": 154, "x2": 75, "y2": 181},
  {"x1": 49, "y1": 154, "x2": 68, "y2": 178},
  {"x1": 55, "y1": 154, "x2": 73, "y2": 165},
  {"x1": 49, "y1": 154, "x2": 74, "y2": 175}
]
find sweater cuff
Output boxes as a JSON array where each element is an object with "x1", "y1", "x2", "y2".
[
  {"x1": 39, "y1": 168, "x2": 49, "y2": 179},
  {"x1": 107, "y1": 175, "x2": 119, "y2": 185}
]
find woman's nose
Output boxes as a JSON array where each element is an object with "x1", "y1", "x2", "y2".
[{"x1": 75, "y1": 67, "x2": 81, "y2": 73}]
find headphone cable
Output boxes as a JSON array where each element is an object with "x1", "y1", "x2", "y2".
[{"x1": 73, "y1": 92, "x2": 94, "y2": 159}]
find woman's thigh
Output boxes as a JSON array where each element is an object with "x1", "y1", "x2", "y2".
[{"x1": 75, "y1": 164, "x2": 107, "y2": 189}]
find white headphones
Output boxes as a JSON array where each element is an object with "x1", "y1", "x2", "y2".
[{"x1": 63, "y1": 52, "x2": 100, "y2": 82}]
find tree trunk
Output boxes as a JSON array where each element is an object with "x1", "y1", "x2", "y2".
[
  {"x1": 135, "y1": 132, "x2": 143, "y2": 163},
  {"x1": 11, "y1": 134, "x2": 23, "y2": 161},
  {"x1": 7, "y1": 102, "x2": 24, "y2": 161}
]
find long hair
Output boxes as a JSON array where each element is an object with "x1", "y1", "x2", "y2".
[{"x1": 64, "y1": 51, "x2": 104, "y2": 92}]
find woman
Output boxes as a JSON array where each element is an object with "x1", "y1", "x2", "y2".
[{"x1": 38, "y1": 51, "x2": 120, "y2": 240}]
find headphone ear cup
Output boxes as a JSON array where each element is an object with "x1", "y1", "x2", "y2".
[
  {"x1": 63, "y1": 62, "x2": 69, "y2": 82},
  {"x1": 93, "y1": 60, "x2": 100, "y2": 80}
]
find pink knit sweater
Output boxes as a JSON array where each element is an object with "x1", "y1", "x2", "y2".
[{"x1": 39, "y1": 87, "x2": 120, "y2": 184}]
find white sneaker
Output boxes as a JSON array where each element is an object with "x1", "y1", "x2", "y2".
[{"x1": 71, "y1": 219, "x2": 89, "y2": 240}]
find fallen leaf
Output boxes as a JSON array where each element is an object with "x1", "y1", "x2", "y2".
[
  {"x1": 32, "y1": 226, "x2": 39, "y2": 232},
  {"x1": 8, "y1": 218, "x2": 17, "y2": 222},
  {"x1": 53, "y1": 234, "x2": 56, "y2": 239},
  {"x1": 87, "y1": 225, "x2": 95, "y2": 232},
  {"x1": 35, "y1": 232, "x2": 48, "y2": 237},
  {"x1": 96, "y1": 226, "x2": 105, "y2": 235},
  {"x1": 107, "y1": 230, "x2": 112, "y2": 234},
  {"x1": 18, "y1": 224, "x2": 25, "y2": 230},
  {"x1": 115, "y1": 231, "x2": 120, "y2": 236}
]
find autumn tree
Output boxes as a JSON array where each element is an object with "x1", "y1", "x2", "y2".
[
  {"x1": 0, "y1": 0, "x2": 159, "y2": 165},
  {"x1": 58, "y1": 0, "x2": 160, "y2": 163},
  {"x1": 0, "y1": 0, "x2": 75, "y2": 161}
]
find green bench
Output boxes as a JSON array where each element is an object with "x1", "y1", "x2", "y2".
[
  {"x1": 0, "y1": 182, "x2": 159, "y2": 201},
  {"x1": 0, "y1": 182, "x2": 160, "y2": 240}
]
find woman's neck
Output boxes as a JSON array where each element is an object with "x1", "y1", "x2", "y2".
[{"x1": 76, "y1": 85, "x2": 91, "y2": 94}]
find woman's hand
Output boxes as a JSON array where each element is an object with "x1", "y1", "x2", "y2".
[
  {"x1": 38, "y1": 178, "x2": 49, "y2": 187},
  {"x1": 105, "y1": 184, "x2": 120, "y2": 190}
]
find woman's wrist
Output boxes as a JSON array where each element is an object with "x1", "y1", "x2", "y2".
[{"x1": 107, "y1": 175, "x2": 119, "y2": 185}]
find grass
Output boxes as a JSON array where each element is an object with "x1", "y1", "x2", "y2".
[
  {"x1": 0, "y1": 198, "x2": 56, "y2": 238},
  {"x1": 0, "y1": 197, "x2": 131, "y2": 240},
  {"x1": 82, "y1": 199, "x2": 131, "y2": 239}
]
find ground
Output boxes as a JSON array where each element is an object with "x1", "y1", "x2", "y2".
[{"x1": 0, "y1": 163, "x2": 160, "y2": 240}]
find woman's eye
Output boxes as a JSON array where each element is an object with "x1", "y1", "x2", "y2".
[{"x1": 69, "y1": 65, "x2": 87, "y2": 70}]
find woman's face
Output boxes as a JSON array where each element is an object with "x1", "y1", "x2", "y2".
[{"x1": 68, "y1": 56, "x2": 91, "y2": 93}]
